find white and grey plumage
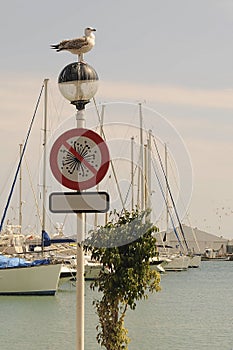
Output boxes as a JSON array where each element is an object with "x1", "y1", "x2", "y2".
[{"x1": 51, "y1": 27, "x2": 96, "y2": 62}]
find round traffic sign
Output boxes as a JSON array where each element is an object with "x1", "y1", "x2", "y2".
[{"x1": 50, "y1": 128, "x2": 110, "y2": 191}]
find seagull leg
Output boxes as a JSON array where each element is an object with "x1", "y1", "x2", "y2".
[{"x1": 78, "y1": 53, "x2": 86, "y2": 64}]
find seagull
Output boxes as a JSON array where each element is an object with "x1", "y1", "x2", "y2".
[{"x1": 51, "y1": 27, "x2": 96, "y2": 62}]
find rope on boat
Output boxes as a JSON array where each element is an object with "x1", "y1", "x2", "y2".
[
  {"x1": 0, "y1": 82, "x2": 45, "y2": 233},
  {"x1": 93, "y1": 98, "x2": 126, "y2": 212},
  {"x1": 150, "y1": 152, "x2": 184, "y2": 251},
  {"x1": 24, "y1": 155, "x2": 43, "y2": 227},
  {"x1": 152, "y1": 135, "x2": 189, "y2": 252}
]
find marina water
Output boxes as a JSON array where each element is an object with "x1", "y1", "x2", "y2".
[{"x1": 1, "y1": 261, "x2": 233, "y2": 350}]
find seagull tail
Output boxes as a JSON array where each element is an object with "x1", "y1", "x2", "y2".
[{"x1": 50, "y1": 44, "x2": 61, "y2": 52}]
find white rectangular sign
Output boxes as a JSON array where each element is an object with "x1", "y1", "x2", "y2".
[{"x1": 49, "y1": 192, "x2": 110, "y2": 213}]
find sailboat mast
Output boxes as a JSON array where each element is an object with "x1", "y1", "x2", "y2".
[
  {"x1": 0, "y1": 82, "x2": 44, "y2": 233},
  {"x1": 94, "y1": 105, "x2": 105, "y2": 228},
  {"x1": 139, "y1": 103, "x2": 144, "y2": 211},
  {"x1": 147, "y1": 130, "x2": 152, "y2": 220},
  {"x1": 42, "y1": 78, "x2": 49, "y2": 232},
  {"x1": 165, "y1": 143, "x2": 169, "y2": 231},
  {"x1": 19, "y1": 143, "x2": 23, "y2": 233},
  {"x1": 144, "y1": 143, "x2": 148, "y2": 211},
  {"x1": 131, "y1": 136, "x2": 134, "y2": 211}
]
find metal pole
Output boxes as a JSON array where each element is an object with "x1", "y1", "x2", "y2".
[{"x1": 76, "y1": 108, "x2": 85, "y2": 350}]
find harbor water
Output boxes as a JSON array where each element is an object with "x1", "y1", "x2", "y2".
[{"x1": 0, "y1": 261, "x2": 233, "y2": 350}]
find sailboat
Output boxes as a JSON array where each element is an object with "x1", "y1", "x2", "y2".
[
  {"x1": 153, "y1": 143, "x2": 202, "y2": 270},
  {"x1": 0, "y1": 255, "x2": 61, "y2": 295},
  {"x1": 0, "y1": 79, "x2": 62, "y2": 295}
]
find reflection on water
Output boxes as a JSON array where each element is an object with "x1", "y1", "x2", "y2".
[{"x1": 0, "y1": 261, "x2": 233, "y2": 350}]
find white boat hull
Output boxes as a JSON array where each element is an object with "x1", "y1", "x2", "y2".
[
  {"x1": 150, "y1": 263, "x2": 166, "y2": 273},
  {"x1": 189, "y1": 254, "x2": 201, "y2": 268},
  {"x1": 164, "y1": 255, "x2": 190, "y2": 271},
  {"x1": 0, "y1": 263, "x2": 62, "y2": 295},
  {"x1": 84, "y1": 263, "x2": 102, "y2": 280},
  {"x1": 59, "y1": 265, "x2": 76, "y2": 285},
  {"x1": 59, "y1": 261, "x2": 102, "y2": 285}
]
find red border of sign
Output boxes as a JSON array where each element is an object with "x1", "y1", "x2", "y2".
[{"x1": 50, "y1": 128, "x2": 110, "y2": 191}]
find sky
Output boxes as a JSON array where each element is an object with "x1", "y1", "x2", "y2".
[{"x1": 0, "y1": 0, "x2": 232, "y2": 239}]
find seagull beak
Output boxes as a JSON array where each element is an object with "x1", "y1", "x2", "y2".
[{"x1": 92, "y1": 28, "x2": 96, "y2": 32}]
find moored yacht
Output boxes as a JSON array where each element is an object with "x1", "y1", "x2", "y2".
[
  {"x1": 0, "y1": 255, "x2": 62, "y2": 295},
  {"x1": 163, "y1": 253, "x2": 190, "y2": 271}
]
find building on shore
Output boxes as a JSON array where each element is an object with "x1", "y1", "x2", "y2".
[{"x1": 155, "y1": 224, "x2": 233, "y2": 257}]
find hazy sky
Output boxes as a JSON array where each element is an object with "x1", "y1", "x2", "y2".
[{"x1": 0, "y1": 0, "x2": 233, "y2": 238}]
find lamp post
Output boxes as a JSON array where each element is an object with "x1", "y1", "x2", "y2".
[
  {"x1": 58, "y1": 61, "x2": 99, "y2": 111},
  {"x1": 58, "y1": 61, "x2": 99, "y2": 350}
]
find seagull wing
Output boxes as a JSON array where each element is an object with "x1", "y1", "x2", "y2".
[{"x1": 59, "y1": 37, "x2": 88, "y2": 50}]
